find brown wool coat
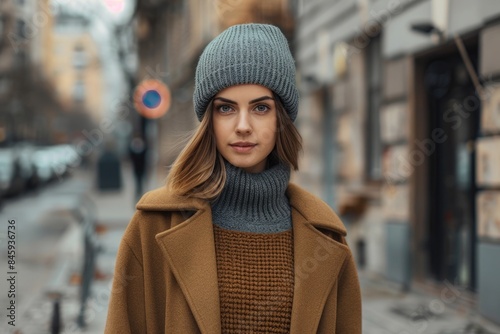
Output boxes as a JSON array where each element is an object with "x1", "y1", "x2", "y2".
[{"x1": 104, "y1": 183, "x2": 362, "y2": 333}]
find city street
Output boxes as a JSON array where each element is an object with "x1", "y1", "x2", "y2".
[
  {"x1": 0, "y1": 163, "x2": 135, "y2": 334},
  {"x1": 2, "y1": 0, "x2": 500, "y2": 332}
]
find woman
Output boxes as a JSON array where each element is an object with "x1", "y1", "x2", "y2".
[{"x1": 105, "y1": 23, "x2": 361, "y2": 333}]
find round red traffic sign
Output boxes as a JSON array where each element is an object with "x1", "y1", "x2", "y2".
[{"x1": 133, "y1": 79, "x2": 171, "y2": 119}]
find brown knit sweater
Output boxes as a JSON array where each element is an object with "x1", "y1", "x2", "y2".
[{"x1": 213, "y1": 224, "x2": 295, "y2": 334}]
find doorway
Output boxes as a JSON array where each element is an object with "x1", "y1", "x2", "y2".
[
  {"x1": 424, "y1": 44, "x2": 480, "y2": 291},
  {"x1": 423, "y1": 39, "x2": 481, "y2": 290}
]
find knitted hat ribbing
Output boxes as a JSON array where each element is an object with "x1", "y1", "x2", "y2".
[{"x1": 194, "y1": 23, "x2": 299, "y2": 122}]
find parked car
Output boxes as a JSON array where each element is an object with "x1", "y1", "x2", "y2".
[
  {"x1": 0, "y1": 149, "x2": 12, "y2": 198},
  {"x1": 0, "y1": 148, "x2": 24, "y2": 197},
  {"x1": 14, "y1": 142, "x2": 40, "y2": 190},
  {"x1": 33, "y1": 147, "x2": 57, "y2": 184},
  {"x1": 51, "y1": 144, "x2": 81, "y2": 177},
  {"x1": 32, "y1": 144, "x2": 81, "y2": 183},
  {"x1": 0, "y1": 143, "x2": 83, "y2": 200}
]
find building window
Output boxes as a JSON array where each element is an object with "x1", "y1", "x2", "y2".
[
  {"x1": 16, "y1": 50, "x2": 27, "y2": 66},
  {"x1": 365, "y1": 34, "x2": 382, "y2": 181},
  {"x1": 73, "y1": 45, "x2": 87, "y2": 69},
  {"x1": 73, "y1": 80, "x2": 86, "y2": 103},
  {"x1": 0, "y1": 16, "x2": 4, "y2": 39},
  {"x1": 0, "y1": 78, "x2": 9, "y2": 97},
  {"x1": 17, "y1": 19, "x2": 26, "y2": 39}
]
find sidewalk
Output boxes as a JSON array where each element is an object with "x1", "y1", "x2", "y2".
[
  {"x1": 360, "y1": 271, "x2": 500, "y2": 334},
  {"x1": 14, "y1": 162, "x2": 140, "y2": 334}
]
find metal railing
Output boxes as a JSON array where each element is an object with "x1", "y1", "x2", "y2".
[{"x1": 45, "y1": 191, "x2": 101, "y2": 333}]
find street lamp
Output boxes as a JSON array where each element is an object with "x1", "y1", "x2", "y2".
[{"x1": 410, "y1": 22, "x2": 445, "y2": 43}]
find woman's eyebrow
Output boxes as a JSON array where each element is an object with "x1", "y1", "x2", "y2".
[
  {"x1": 249, "y1": 96, "x2": 274, "y2": 104},
  {"x1": 213, "y1": 96, "x2": 274, "y2": 104}
]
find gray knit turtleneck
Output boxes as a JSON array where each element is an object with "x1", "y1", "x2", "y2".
[{"x1": 211, "y1": 158, "x2": 292, "y2": 234}]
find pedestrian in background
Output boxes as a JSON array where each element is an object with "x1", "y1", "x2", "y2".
[
  {"x1": 128, "y1": 133, "x2": 147, "y2": 202},
  {"x1": 105, "y1": 23, "x2": 361, "y2": 333}
]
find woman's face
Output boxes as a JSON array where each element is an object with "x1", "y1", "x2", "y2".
[{"x1": 212, "y1": 84, "x2": 277, "y2": 173}]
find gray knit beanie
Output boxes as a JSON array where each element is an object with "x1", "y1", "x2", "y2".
[{"x1": 193, "y1": 23, "x2": 299, "y2": 122}]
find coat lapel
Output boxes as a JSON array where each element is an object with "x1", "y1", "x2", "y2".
[
  {"x1": 154, "y1": 205, "x2": 221, "y2": 334},
  {"x1": 286, "y1": 184, "x2": 350, "y2": 333},
  {"x1": 289, "y1": 208, "x2": 349, "y2": 333}
]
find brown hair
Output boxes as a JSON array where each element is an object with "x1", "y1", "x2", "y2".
[{"x1": 166, "y1": 93, "x2": 302, "y2": 200}]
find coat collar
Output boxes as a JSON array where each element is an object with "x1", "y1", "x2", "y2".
[
  {"x1": 137, "y1": 183, "x2": 349, "y2": 333},
  {"x1": 137, "y1": 183, "x2": 347, "y2": 236}
]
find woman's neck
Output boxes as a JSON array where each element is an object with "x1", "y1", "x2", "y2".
[{"x1": 210, "y1": 157, "x2": 292, "y2": 233}]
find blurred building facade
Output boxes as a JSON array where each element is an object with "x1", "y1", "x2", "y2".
[
  {"x1": 0, "y1": 0, "x2": 65, "y2": 145},
  {"x1": 49, "y1": 11, "x2": 104, "y2": 121},
  {"x1": 294, "y1": 0, "x2": 500, "y2": 324},
  {"x1": 0, "y1": 0, "x2": 33, "y2": 144},
  {"x1": 0, "y1": 0, "x2": 109, "y2": 146}
]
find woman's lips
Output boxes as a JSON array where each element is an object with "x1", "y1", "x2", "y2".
[{"x1": 230, "y1": 144, "x2": 256, "y2": 153}]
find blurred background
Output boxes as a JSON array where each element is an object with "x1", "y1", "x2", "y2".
[{"x1": 1, "y1": 0, "x2": 500, "y2": 333}]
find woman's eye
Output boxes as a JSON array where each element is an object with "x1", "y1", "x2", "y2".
[
  {"x1": 217, "y1": 105, "x2": 233, "y2": 113},
  {"x1": 255, "y1": 105, "x2": 269, "y2": 113}
]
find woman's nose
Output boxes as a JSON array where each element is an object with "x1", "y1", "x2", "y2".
[{"x1": 235, "y1": 111, "x2": 252, "y2": 135}]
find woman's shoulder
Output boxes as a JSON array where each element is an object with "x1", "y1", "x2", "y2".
[
  {"x1": 135, "y1": 185, "x2": 208, "y2": 212},
  {"x1": 123, "y1": 186, "x2": 207, "y2": 236},
  {"x1": 286, "y1": 183, "x2": 340, "y2": 218},
  {"x1": 286, "y1": 183, "x2": 347, "y2": 237}
]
